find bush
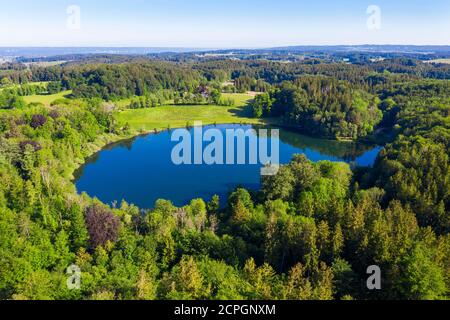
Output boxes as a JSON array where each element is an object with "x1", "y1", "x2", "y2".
[
  {"x1": 85, "y1": 204, "x2": 121, "y2": 248},
  {"x1": 30, "y1": 114, "x2": 47, "y2": 129},
  {"x1": 19, "y1": 140, "x2": 42, "y2": 152}
]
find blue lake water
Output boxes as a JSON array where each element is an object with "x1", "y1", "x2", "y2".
[{"x1": 74, "y1": 124, "x2": 382, "y2": 208}]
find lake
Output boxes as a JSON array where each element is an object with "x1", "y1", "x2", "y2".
[{"x1": 74, "y1": 124, "x2": 382, "y2": 208}]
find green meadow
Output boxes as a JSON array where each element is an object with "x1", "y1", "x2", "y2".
[
  {"x1": 23, "y1": 90, "x2": 72, "y2": 106},
  {"x1": 114, "y1": 93, "x2": 269, "y2": 131}
]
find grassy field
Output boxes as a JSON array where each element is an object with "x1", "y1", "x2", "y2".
[
  {"x1": 222, "y1": 92, "x2": 257, "y2": 105},
  {"x1": 115, "y1": 105, "x2": 264, "y2": 131},
  {"x1": 424, "y1": 59, "x2": 450, "y2": 65},
  {"x1": 114, "y1": 93, "x2": 269, "y2": 131},
  {"x1": 0, "y1": 81, "x2": 50, "y2": 92},
  {"x1": 111, "y1": 92, "x2": 255, "y2": 110},
  {"x1": 23, "y1": 81, "x2": 50, "y2": 87},
  {"x1": 23, "y1": 61, "x2": 67, "y2": 68},
  {"x1": 23, "y1": 90, "x2": 72, "y2": 106},
  {"x1": 19, "y1": 91, "x2": 267, "y2": 131}
]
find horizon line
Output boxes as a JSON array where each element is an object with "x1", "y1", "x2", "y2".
[{"x1": 1, "y1": 44, "x2": 450, "y2": 49}]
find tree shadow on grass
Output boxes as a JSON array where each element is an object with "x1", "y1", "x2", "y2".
[{"x1": 228, "y1": 104, "x2": 254, "y2": 118}]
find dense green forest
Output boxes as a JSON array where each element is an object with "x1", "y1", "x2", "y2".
[
  {"x1": 0, "y1": 57, "x2": 449, "y2": 300},
  {"x1": 251, "y1": 77, "x2": 383, "y2": 139}
]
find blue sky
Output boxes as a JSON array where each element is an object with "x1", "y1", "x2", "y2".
[{"x1": 0, "y1": 0, "x2": 449, "y2": 47}]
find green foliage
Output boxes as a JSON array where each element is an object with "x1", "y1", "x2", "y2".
[
  {"x1": 393, "y1": 243, "x2": 447, "y2": 300},
  {"x1": 0, "y1": 58, "x2": 448, "y2": 301},
  {"x1": 259, "y1": 77, "x2": 383, "y2": 139},
  {"x1": 251, "y1": 93, "x2": 273, "y2": 117},
  {"x1": 0, "y1": 91, "x2": 26, "y2": 109}
]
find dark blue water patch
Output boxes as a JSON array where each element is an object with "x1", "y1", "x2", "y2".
[{"x1": 74, "y1": 124, "x2": 382, "y2": 208}]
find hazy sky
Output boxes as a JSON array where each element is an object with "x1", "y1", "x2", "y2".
[{"x1": 1, "y1": 0, "x2": 449, "y2": 47}]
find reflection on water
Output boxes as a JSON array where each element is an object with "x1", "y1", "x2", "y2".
[
  {"x1": 278, "y1": 128, "x2": 374, "y2": 162},
  {"x1": 74, "y1": 124, "x2": 382, "y2": 208}
]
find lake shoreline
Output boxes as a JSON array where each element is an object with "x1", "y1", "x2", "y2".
[
  {"x1": 73, "y1": 123, "x2": 382, "y2": 209},
  {"x1": 71, "y1": 119, "x2": 380, "y2": 182},
  {"x1": 70, "y1": 119, "x2": 274, "y2": 182}
]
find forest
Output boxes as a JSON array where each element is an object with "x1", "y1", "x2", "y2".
[{"x1": 0, "y1": 56, "x2": 449, "y2": 300}]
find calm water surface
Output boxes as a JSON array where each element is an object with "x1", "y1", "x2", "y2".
[{"x1": 74, "y1": 125, "x2": 382, "y2": 208}]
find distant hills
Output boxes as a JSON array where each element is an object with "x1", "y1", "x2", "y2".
[
  {"x1": 1, "y1": 45, "x2": 450, "y2": 63},
  {"x1": 268, "y1": 45, "x2": 450, "y2": 54},
  {"x1": 0, "y1": 47, "x2": 211, "y2": 58},
  {"x1": 0, "y1": 45, "x2": 450, "y2": 58}
]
